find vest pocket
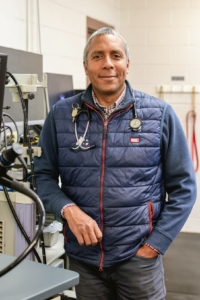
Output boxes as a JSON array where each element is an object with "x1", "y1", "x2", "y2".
[{"x1": 148, "y1": 201, "x2": 154, "y2": 234}]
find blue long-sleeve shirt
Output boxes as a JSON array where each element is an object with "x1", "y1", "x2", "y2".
[{"x1": 33, "y1": 87, "x2": 197, "y2": 255}]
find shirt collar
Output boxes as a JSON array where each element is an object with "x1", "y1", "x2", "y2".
[{"x1": 92, "y1": 85, "x2": 126, "y2": 118}]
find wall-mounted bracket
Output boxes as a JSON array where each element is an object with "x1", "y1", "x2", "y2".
[
  {"x1": 157, "y1": 85, "x2": 200, "y2": 94},
  {"x1": 5, "y1": 74, "x2": 47, "y2": 102}
]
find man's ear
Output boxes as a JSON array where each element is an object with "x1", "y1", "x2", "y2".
[
  {"x1": 83, "y1": 62, "x2": 88, "y2": 75},
  {"x1": 126, "y1": 60, "x2": 130, "y2": 74}
]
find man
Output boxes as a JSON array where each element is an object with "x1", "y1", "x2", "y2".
[{"x1": 34, "y1": 28, "x2": 197, "y2": 300}]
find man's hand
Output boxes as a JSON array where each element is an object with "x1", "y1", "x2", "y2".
[
  {"x1": 135, "y1": 244, "x2": 158, "y2": 258},
  {"x1": 63, "y1": 205, "x2": 102, "y2": 246}
]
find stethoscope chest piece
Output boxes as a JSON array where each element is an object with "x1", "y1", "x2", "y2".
[{"x1": 130, "y1": 118, "x2": 142, "y2": 131}]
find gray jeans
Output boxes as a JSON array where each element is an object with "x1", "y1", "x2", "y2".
[{"x1": 69, "y1": 254, "x2": 166, "y2": 300}]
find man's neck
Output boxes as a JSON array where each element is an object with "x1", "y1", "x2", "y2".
[{"x1": 92, "y1": 85, "x2": 126, "y2": 108}]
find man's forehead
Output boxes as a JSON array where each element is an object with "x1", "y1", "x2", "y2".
[{"x1": 88, "y1": 34, "x2": 125, "y2": 53}]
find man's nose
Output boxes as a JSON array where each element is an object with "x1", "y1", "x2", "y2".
[{"x1": 102, "y1": 56, "x2": 114, "y2": 69}]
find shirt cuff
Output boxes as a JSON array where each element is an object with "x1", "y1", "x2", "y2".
[
  {"x1": 61, "y1": 203, "x2": 76, "y2": 218},
  {"x1": 145, "y1": 242, "x2": 160, "y2": 254}
]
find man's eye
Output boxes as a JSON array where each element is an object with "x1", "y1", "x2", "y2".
[
  {"x1": 113, "y1": 54, "x2": 121, "y2": 59},
  {"x1": 93, "y1": 55, "x2": 101, "y2": 59}
]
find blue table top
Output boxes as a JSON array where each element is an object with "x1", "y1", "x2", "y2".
[{"x1": 0, "y1": 254, "x2": 79, "y2": 300}]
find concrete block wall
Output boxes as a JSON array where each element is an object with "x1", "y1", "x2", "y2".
[
  {"x1": 0, "y1": 0, "x2": 120, "y2": 88},
  {"x1": 37, "y1": 0, "x2": 120, "y2": 88},
  {"x1": 0, "y1": 0, "x2": 27, "y2": 50},
  {"x1": 121, "y1": 0, "x2": 200, "y2": 233},
  {"x1": 0, "y1": 0, "x2": 199, "y2": 232}
]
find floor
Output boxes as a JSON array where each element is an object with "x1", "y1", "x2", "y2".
[{"x1": 163, "y1": 232, "x2": 200, "y2": 300}]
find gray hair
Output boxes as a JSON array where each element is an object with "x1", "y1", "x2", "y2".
[{"x1": 83, "y1": 27, "x2": 130, "y2": 63}]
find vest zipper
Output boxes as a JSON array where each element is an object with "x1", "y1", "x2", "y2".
[
  {"x1": 99, "y1": 120, "x2": 109, "y2": 271},
  {"x1": 85, "y1": 102, "x2": 133, "y2": 271}
]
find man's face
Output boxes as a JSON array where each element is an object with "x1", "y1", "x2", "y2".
[{"x1": 84, "y1": 34, "x2": 130, "y2": 102}]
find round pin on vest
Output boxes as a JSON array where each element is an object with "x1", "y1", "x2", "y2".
[{"x1": 130, "y1": 118, "x2": 142, "y2": 131}]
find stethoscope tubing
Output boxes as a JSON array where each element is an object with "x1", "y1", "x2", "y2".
[
  {"x1": 72, "y1": 120, "x2": 91, "y2": 150},
  {"x1": 70, "y1": 96, "x2": 141, "y2": 151}
]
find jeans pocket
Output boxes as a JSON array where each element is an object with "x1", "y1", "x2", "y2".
[{"x1": 134, "y1": 254, "x2": 158, "y2": 262}]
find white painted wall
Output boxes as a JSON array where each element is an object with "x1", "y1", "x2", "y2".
[
  {"x1": 0, "y1": 0, "x2": 199, "y2": 232},
  {"x1": 121, "y1": 0, "x2": 200, "y2": 233},
  {"x1": 0, "y1": 0, "x2": 120, "y2": 88}
]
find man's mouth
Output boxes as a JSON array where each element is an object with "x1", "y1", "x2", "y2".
[{"x1": 99, "y1": 75, "x2": 117, "y2": 78}]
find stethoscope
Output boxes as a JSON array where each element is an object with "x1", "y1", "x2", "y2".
[
  {"x1": 70, "y1": 100, "x2": 142, "y2": 151},
  {"x1": 70, "y1": 101, "x2": 95, "y2": 151}
]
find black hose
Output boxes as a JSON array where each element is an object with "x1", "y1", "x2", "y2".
[
  {"x1": 6, "y1": 71, "x2": 46, "y2": 264},
  {"x1": 2, "y1": 186, "x2": 42, "y2": 263},
  {"x1": 5, "y1": 72, "x2": 47, "y2": 263},
  {"x1": 6, "y1": 72, "x2": 27, "y2": 117},
  {"x1": 26, "y1": 135, "x2": 47, "y2": 264},
  {"x1": 3, "y1": 112, "x2": 19, "y2": 143},
  {"x1": 0, "y1": 177, "x2": 45, "y2": 277}
]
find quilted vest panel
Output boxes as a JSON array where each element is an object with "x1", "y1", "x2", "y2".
[{"x1": 53, "y1": 89, "x2": 166, "y2": 267}]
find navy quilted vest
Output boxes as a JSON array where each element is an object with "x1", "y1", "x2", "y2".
[{"x1": 53, "y1": 81, "x2": 166, "y2": 268}]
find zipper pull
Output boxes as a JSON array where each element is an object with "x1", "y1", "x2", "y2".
[{"x1": 99, "y1": 265, "x2": 103, "y2": 271}]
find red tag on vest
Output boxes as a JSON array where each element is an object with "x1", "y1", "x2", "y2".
[{"x1": 130, "y1": 137, "x2": 140, "y2": 143}]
